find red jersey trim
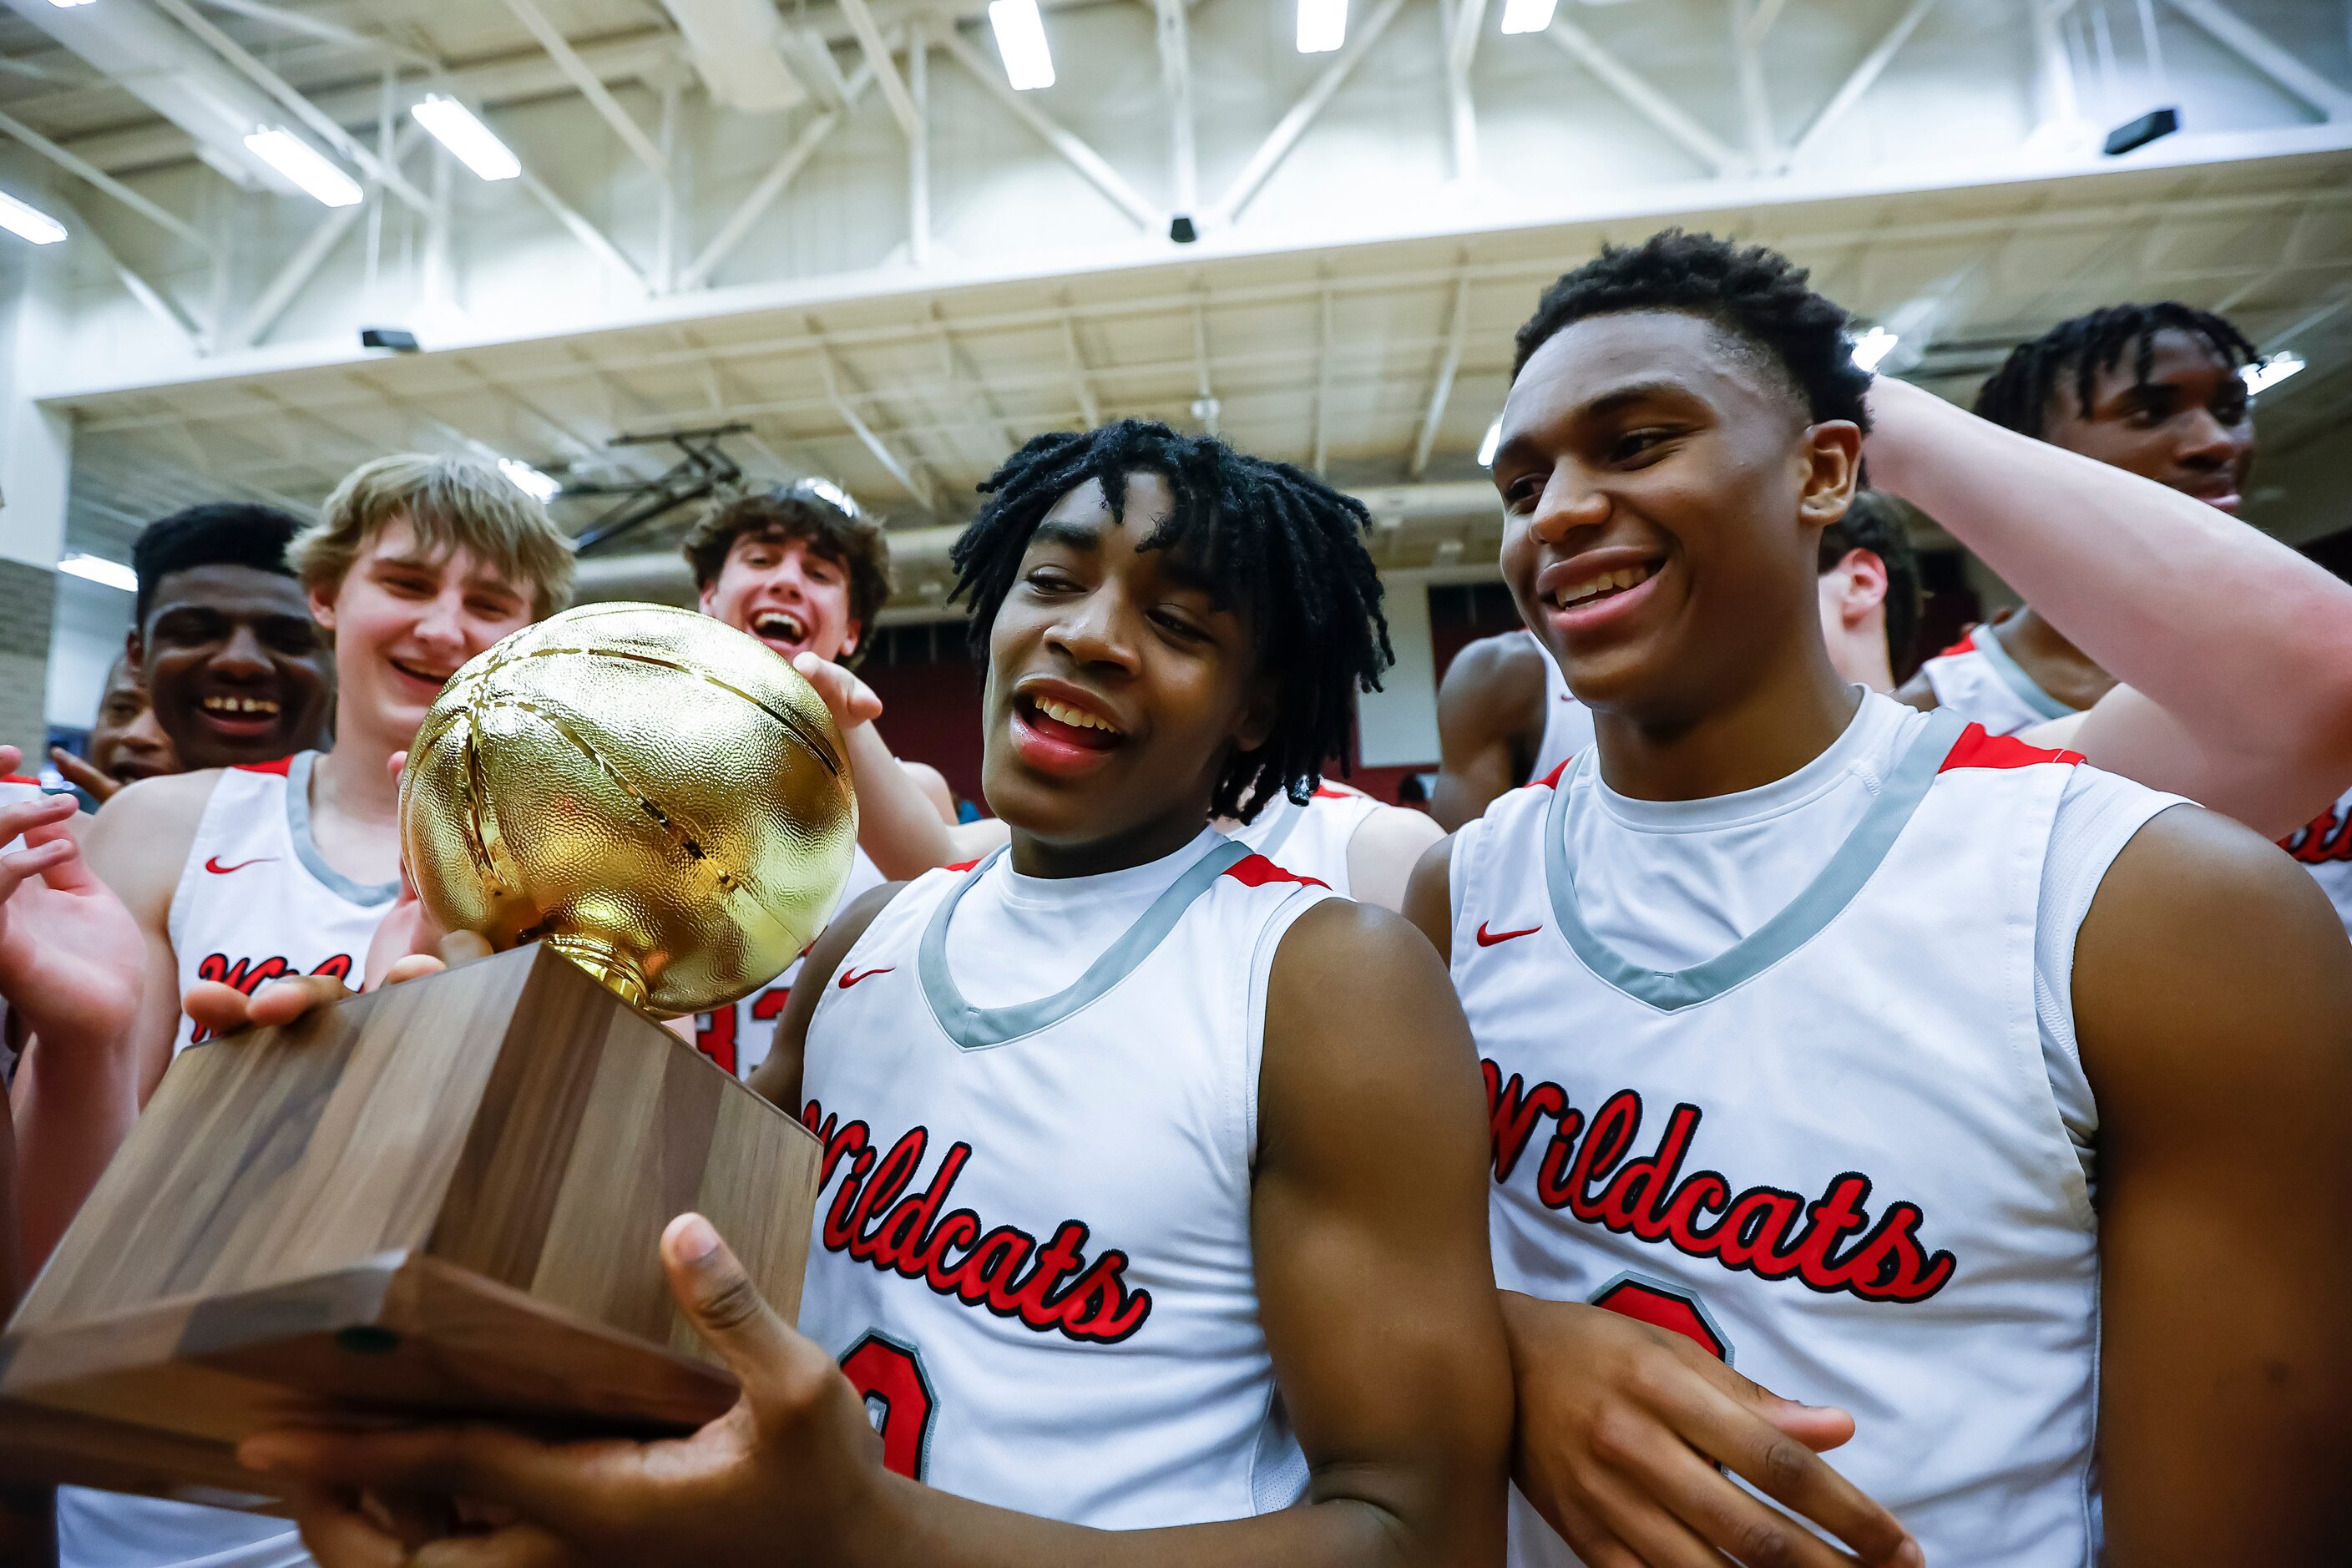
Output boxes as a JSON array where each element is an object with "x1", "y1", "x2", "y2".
[
  {"x1": 1222, "y1": 853, "x2": 1328, "y2": 891},
  {"x1": 1, "y1": 775, "x2": 40, "y2": 787},
  {"x1": 1937, "y1": 721, "x2": 2083, "y2": 773},
  {"x1": 1933, "y1": 630, "x2": 1979, "y2": 660},
  {"x1": 946, "y1": 857, "x2": 983, "y2": 873},
  {"x1": 1535, "y1": 758, "x2": 1573, "y2": 790},
  {"x1": 232, "y1": 756, "x2": 297, "y2": 776},
  {"x1": 1309, "y1": 782, "x2": 1367, "y2": 801}
]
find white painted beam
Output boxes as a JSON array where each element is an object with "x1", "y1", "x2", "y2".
[
  {"x1": 230, "y1": 121, "x2": 425, "y2": 348},
  {"x1": 1210, "y1": 0, "x2": 1413, "y2": 226},
  {"x1": 836, "y1": 0, "x2": 923, "y2": 142},
  {"x1": 1410, "y1": 274, "x2": 1469, "y2": 478},
  {"x1": 1785, "y1": 0, "x2": 1940, "y2": 168},
  {"x1": 518, "y1": 165, "x2": 655, "y2": 295},
  {"x1": 1444, "y1": 0, "x2": 1485, "y2": 183},
  {"x1": 498, "y1": 0, "x2": 671, "y2": 175},
  {"x1": 813, "y1": 334, "x2": 934, "y2": 509},
  {"x1": 1730, "y1": 0, "x2": 1777, "y2": 171},
  {"x1": 1545, "y1": 13, "x2": 1740, "y2": 176},
  {"x1": 934, "y1": 25, "x2": 1161, "y2": 231},
  {"x1": 49, "y1": 192, "x2": 205, "y2": 353},
  {"x1": 1060, "y1": 309, "x2": 1102, "y2": 426},
  {"x1": 2162, "y1": 0, "x2": 2352, "y2": 122},
  {"x1": 1153, "y1": 0, "x2": 1199, "y2": 219},
  {"x1": 684, "y1": 62, "x2": 876, "y2": 289},
  {"x1": 908, "y1": 22, "x2": 932, "y2": 268},
  {"x1": 0, "y1": 106, "x2": 210, "y2": 250}
]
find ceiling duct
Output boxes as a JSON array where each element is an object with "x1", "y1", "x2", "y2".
[
  {"x1": 0, "y1": 0, "x2": 336, "y2": 198},
  {"x1": 659, "y1": 0, "x2": 808, "y2": 112}
]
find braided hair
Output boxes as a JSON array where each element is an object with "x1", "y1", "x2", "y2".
[
  {"x1": 949, "y1": 419, "x2": 1392, "y2": 823},
  {"x1": 1974, "y1": 302, "x2": 2257, "y2": 438},
  {"x1": 1512, "y1": 229, "x2": 1874, "y2": 432}
]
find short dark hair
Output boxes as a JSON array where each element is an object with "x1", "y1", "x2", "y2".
[
  {"x1": 1973, "y1": 301, "x2": 2258, "y2": 438},
  {"x1": 949, "y1": 419, "x2": 1392, "y2": 823},
  {"x1": 680, "y1": 485, "x2": 893, "y2": 666},
  {"x1": 1513, "y1": 229, "x2": 1874, "y2": 433},
  {"x1": 132, "y1": 502, "x2": 304, "y2": 628},
  {"x1": 1819, "y1": 489, "x2": 1925, "y2": 683}
]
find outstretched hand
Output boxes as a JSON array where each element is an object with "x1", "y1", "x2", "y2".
[
  {"x1": 1504, "y1": 1292, "x2": 1921, "y2": 1568},
  {"x1": 47, "y1": 745, "x2": 123, "y2": 804},
  {"x1": 0, "y1": 746, "x2": 144, "y2": 1046},
  {"x1": 791, "y1": 651, "x2": 884, "y2": 733},
  {"x1": 241, "y1": 1214, "x2": 892, "y2": 1568}
]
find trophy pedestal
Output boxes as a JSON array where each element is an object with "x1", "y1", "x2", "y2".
[{"x1": 0, "y1": 944, "x2": 820, "y2": 1508}]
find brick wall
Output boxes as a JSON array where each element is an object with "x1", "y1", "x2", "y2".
[{"x1": 0, "y1": 557, "x2": 53, "y2": 760}]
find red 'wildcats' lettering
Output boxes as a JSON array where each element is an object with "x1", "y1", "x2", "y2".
[
  {"x1": 801, "y1": 1100, "x2": 1154, "y2": 1345},
  {"x1": 1481, "y1": 1060, "x2": 1956, "y2": 1304},
  {"x1": 2281, "y1": 798, "x2": 2352, "y2": 866},
  {"x1": 188, "y1": 952, "x2": 355, "y2": 1044}
]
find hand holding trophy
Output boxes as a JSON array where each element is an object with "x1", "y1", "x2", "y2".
[{"x1": 0, "y1": 604, "x2": 855, "y2": 1507}]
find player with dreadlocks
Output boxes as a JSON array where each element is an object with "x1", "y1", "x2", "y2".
[
  {"x1": 1900, "y1": 301, "x2": 2259, "y2": 726},
  {"x1": 1404, "y1": 229, "x2": 2351, "y2": 1568},
  {"x1": 229, "y1": 421, "x2": 1513, "y2": 1568},
  {"x1": 1902, "y1": 301, "x2": 2352, "y2": 938}
]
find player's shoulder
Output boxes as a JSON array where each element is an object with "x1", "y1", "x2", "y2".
[
  {"x1": 1438, "y1": 629, "x2": 1547, "y2": 712},
  {"x1": 1269, "y1": 895, "x2": 1449, "y2": 1003},
  {"x1": 88, "y1": 766, "x2": 224, "y2": 847}
]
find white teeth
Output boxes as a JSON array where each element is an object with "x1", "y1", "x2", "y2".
[
  {"x1": 1555, "y1": 562, "x2": 1655, "y2": 609},
  {"x1": 203, "y1": 695, "x2": 280, "y2": 715},
  {"x1": 1034, "y1": 696, "x2": 1120, "y2": 735},
  {"x1": 754, "y1": 610, "x2": 807, "y2": 642}
]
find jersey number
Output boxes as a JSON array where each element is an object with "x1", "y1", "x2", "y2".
[
  {"x1": 839, "y1": 1331, "x2": 936, "y2": 1480},
  {"x1": 1591, "y1": 1273, "x2": 1732, "y2": 1364}
]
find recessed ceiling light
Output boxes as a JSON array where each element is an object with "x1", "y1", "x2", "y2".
[
  {"x1": 58, "y1": 553, "x2": 135, "y2": 592},
  {"x1": 0, "y1": 190, "x2": 67, "y2": 245},
  {"x1": 411, "y1": 96, "x2": 521, "y2": 182},
  {"x1": 1298, "y1": 0, "x2": 1348, "y2": 53},
  {"x1": 988, "y1": 0, "x2": 1055, "y2": 91},
  {"x1": 245, "y1": 128, "x2": 364, "y2": 208}
]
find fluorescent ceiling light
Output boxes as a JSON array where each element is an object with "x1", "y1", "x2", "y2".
[
  {"x1": 410, "y1": 95, "x2": 521, "y2": 182},
  {"x1": 1478, "y1": 416, "x2": 1502, "y2": 468},
  {"x1": 989, "y1": 0, "x2": 1055, "y2": 91},
  {"x1": 1850, "y1": 326, "x2": 1899, "y2": 372},
  {"x1": 48, "y1": 0, "x2": 97, "y2": 8},
  {"x1": 0, "y1": 190, "x2": 67, "y2": 245},
  {"x1": 2242, "y1": 352, "x2": 2304, "y2": 396},
  {"x1": 1298, "y1": 0, "x2": 1348, "y2": 53},
  {"x1": 58, "y1": 553, "x2": 135, "y2": 592},
  {"x1": 498, "y1": 458, "x2": 562, "y2": 503},
  {"x1": 245, "y1": 128, "x2": 364, "y2": 209},
  {"x1": 1499, "y1": 0, "x2": 1559, "y2": 33}
]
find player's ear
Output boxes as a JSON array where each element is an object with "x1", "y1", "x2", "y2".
[
  {"x1": 1798, "y1": 422, "x2": 1864, "y2": 529},
  {"x1": 696, "y1": 580, "x2": 721, "y2": 620},
  {"x1": 124, "y1": 627, "x2": 144, "y2": 676},
  {"x1": 1232, "y1": 670, "x2": 1279, "y2": 756},
  {"x1": 1830, "y1": 548, "x2": 1889, "y2": 629},
  {"x1": 838, "y1": 618, "x2": 862, "y2": 662}
]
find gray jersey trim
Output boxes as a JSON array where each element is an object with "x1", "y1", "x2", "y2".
[
  {"x1": 1542, "y1": 709, "x2": 1968, "y2": 1012},
  {"x1": 1968, "y1": 625, "x2": 2077, "y2": 722},
  {"x1": 285, "y1": 751, "x2": 402, "y2": 908},
  {"x1": 918, "y1": 838, "x2": 1252, "y2": 1050}
]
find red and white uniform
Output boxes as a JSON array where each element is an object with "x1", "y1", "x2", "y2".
[
  {"x1": 163, "y1": 752, "x2": 399, "y2": 1056},
  {"x1": 1223, "y1": 783, "x2": 1380, "y2": 898},
  {"x1": 693, "y1": 846, "x2": 886, "y2": 1079},
  {"x1": 1530, "y1": 630, "x2": 1595, "y2": 783},
  {"x1": 2279, "y1": 787, "x2": 2352, "y2": 942},
  {"x1": 1918, "y1": 625, "x2": 2076, "y2": 737},
  {"x1": 794, "y1": 830, "x2": 1332, "y2": 1525},
  {"x1": 64, "y1": 751, "x2": 395, "y2": 1565},
  {"x1": 1452, "y1": 693, "x2": 2181, "y2": 1567}
]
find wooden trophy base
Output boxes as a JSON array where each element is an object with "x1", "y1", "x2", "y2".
[{"x1": 0, "y1": 944, "x2": 820, "y2": 1508}]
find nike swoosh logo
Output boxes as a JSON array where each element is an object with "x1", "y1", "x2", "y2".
[
  {"x1": 204, "y1": 856, "x2": 276, "y2": 875},
  {"x1": 1475, "y1": 921, "x2": 1542, "y2": 947},
  {"x1": 837, "y1": 966, "x2": 895, "y2": 989}
]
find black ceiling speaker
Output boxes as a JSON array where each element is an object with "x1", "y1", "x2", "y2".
[
  {"x1": 360, "y1": 326, "x2": 421, "y2": 352},
  {"x1": 2103, "y1": 106, "x2": 2179, "y2": 156},
  {"x1": 1169, "y1": 215, "x2": 1199, "y2": 244}
]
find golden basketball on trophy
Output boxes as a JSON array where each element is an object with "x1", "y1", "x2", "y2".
[
  {"x1": 0, "y1": 604, "x2": 848, "y2": 1503},
  {"x1": 400, "y1": 601, "x2": 860, "y2": 1016}
]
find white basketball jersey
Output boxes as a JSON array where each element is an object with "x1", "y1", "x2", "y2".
[
  {"x1": 2279, "y1": 787, "x2": 2352, "y2": 942},
  {"x1": 693, "y1": 846, "x2": 886, "y2": 1079},
  {"x1": 1918, "y1": 626, "x2": 2076, "y2": 738},
  {"x1": 794, "y1": 835, "x2": 1333, "y2": 1526},
  {"x1": 1530, "y1": 631, "x2": 1596, "y2": 783},
  {"x1": 164, "y1": 753, "x2": 399, "y2": 1057},
  {"x1": 1222, "y1": 784, "x2": 1376, "y2": 898},
  {"x1": 1456, "y1": 710, "x2": 2170, "y2": 1568}
]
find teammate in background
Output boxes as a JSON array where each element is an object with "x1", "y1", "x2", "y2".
[
  {"x1": 224, "y1": 422, "x2": 1514, "y2": 1567},
  {"x1": 116, "y1": 503, "x2": 336, "y2": 775},
  {"x1": 1899, "y1": 302, "x2": 2352, "y2": 938},
  {"x1": 1215, "y1": 776, "x2": 1443, "y2": 908},
  {"x1": 12, "y1": 456, "x2": 572, "y2": 1568},
  {"x1": 680, "y1": 483, "x2": 956, "y2": 1078},
  {"x1": 1432, "y1": 491, "x2": 1920, "y2": 829},
  {"x1": 1415, "y1": 231, "x2": 2349, "y2": 1567},
  {"x1": 49, "y1": 654, "x2": 180, "y2": 804}
]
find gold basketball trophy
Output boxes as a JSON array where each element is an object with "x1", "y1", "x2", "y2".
[{"x1": 0, "y1": 604, "x2": 853, "y2": 1505}]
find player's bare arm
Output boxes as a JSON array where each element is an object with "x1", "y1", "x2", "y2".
[
  {"x1": 11, "y1": 768, "x2": 215, "y2": 1271},
  {"x1": 2071, "y1": 805, "x2": 2352, "y2": 1564},
  {"x1": 1343, "y1": 802, "x2": 1446, "y2": 913},
  {"x1": 1867, "y1": 375, "x2": 2352, "y2": 836},
  {"x1": 1402, "y1": 837, "x2": 1922, "y2": 1568},
  {"x1": 1432, "y1": 634, "x2": 1545, "y2": 831}
]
